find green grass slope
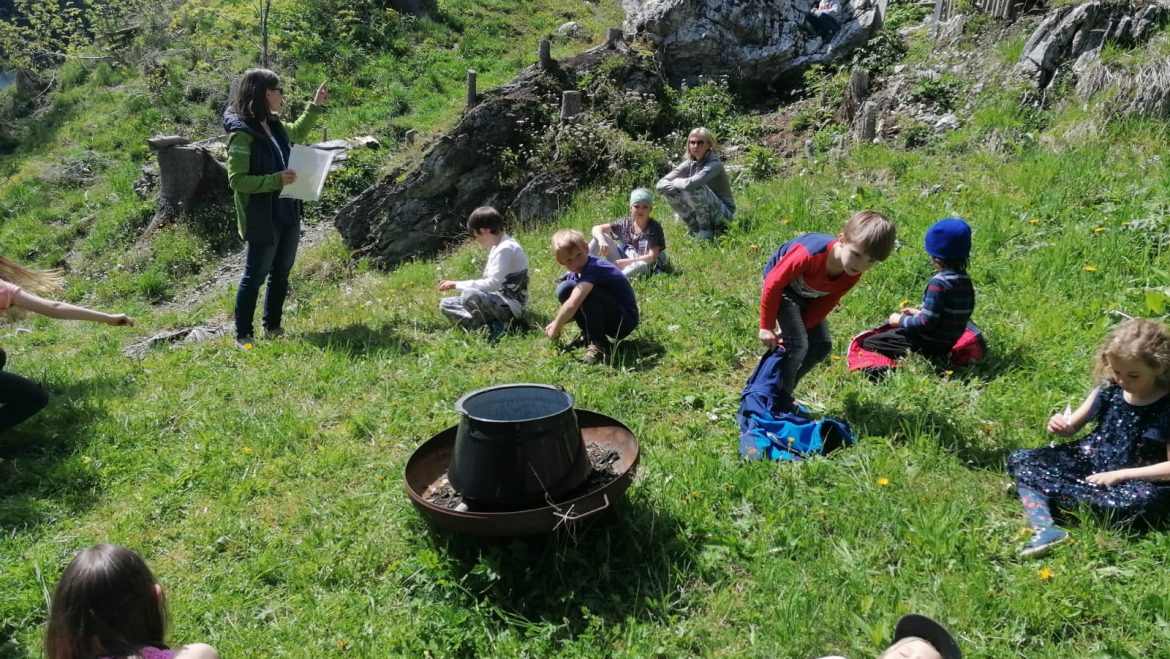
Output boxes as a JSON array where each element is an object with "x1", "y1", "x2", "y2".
[{"x1": 3, "y1": 2, "x2": 1170, "y2": 657}]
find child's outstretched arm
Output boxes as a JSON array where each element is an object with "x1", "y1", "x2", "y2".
[
  {"x1": 13, "y1": 290, "x2": 134, "y2": 326},
  {"x1": 1047, "y1": 387, "x2": 1098, "y2": 436},
  {"x1": 1088, "y1": 444, "x2": 1170, "y2": 486},
  {"x1": 544, "y1": 282, "x2": 593, "y2": 341}
]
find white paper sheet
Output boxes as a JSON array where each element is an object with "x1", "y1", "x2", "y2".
[{"x1": 279, "y1": 145, "x2": 334, "y2": 202}]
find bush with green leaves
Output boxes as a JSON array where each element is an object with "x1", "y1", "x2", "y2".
[
  {"x1": 742, "y1": 145, "x2": 780, "y2": 181},
  {"x1": 668, "y1": 77, "x2": 738, "y2": 139},
  {"x1": 882, "y1": 1, "x2": 931, "y2": 31}
]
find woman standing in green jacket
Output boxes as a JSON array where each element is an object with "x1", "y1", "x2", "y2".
[{"x1": 223, "y1": 68, "x2": 327, "y2": 349}]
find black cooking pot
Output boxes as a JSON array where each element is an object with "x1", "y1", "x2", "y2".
[{"x1": 448, "y1": 384, "x2": 591, "y2": 505}]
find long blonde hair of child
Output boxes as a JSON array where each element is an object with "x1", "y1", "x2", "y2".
[{"x1": 0, "y1": 255, "x2": 63, "y2": 293}]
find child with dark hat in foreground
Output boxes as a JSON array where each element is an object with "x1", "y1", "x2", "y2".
[{"x1": 863, "y1": 217, "x2": 975, "y2": 361}]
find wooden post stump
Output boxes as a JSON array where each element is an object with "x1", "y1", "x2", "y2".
[
  {"x1": 466, "y1": 70, "x2": 477, "y2": 110},
  {"x1": 539, "y1": 39, "x2": 552, "y2": 70},
  {"x1": 560, "y1": 91, "x2": 582, "y2": 122}
]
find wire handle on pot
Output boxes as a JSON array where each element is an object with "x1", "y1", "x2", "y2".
[{"x1": 550, "y1": 494, "x2": 610, "y2": 531}]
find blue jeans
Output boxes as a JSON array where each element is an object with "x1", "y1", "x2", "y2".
[{"x1": 235, "y1": 221, "x2": 299, "y2": 339}]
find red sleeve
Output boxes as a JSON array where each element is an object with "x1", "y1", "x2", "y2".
[{"x1": 759, "y1": 246, "x2": 810, "y2": 329}]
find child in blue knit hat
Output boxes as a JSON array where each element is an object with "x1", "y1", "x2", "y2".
[{"x1": 862, "y1": 217, "x2": 975, "y2": 361}]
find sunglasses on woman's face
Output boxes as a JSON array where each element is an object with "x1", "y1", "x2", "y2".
[{"x1": 689, "y1": 139, "x2": 705, "y2": 145}]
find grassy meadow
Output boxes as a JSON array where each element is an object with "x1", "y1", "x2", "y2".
[{"x1": 4, "y1": 1, "x2": 1170, "y2": 657}]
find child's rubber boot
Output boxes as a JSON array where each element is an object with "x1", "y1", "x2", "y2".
[{"x1": 1019, "y1": 527, "x2": 1069, "y2": 558}]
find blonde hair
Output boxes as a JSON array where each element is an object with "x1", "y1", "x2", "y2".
[
  {"x1": 1094, "y1": 318, "x2": 1170, "y2": 388},
  {"x1": 840, "y1": 210, "x2": 896, "y2": 262},
  {"x1": 686, "y1": 127, "x2": 717, "y2": 160},
  {"x1": 551, "y1": 228, "x2": 588, "y2": 253},
  {"x1": 0, "y1": 255, "x2": 63, "y2": 293}
]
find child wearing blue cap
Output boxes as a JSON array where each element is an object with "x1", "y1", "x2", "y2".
[
  {"x1": 862, "y1": 217, "x2": 975, "y2": 361},
  {"x1": 588, "y1": 188, "x2": 668, "y2": 279}
]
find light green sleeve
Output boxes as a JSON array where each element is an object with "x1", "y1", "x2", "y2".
[
  {"x1": 226, "y1": 132, "x2": 283, "y2": 193},
  {"x1": 284, "y1": 102, "x2": 324, "y2": 144}
]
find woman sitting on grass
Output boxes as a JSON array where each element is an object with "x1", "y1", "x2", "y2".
[
  {"x1": 0, "y1": 256, "x2": 133, "y2": 434},
  {"x1": 655, "y1": 127, "x2": 735, "y2": 241}
]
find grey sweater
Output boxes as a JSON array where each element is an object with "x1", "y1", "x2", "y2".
[{"x1": 656, "y1": 153, "x2": 736, "y2": 215}]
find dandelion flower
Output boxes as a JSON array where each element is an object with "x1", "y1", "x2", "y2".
[
  {"x1": 1037, "y1": 567, "x2": 1053, "y2": 581},
  {"x1": 1028, "y1": 219, "x2": 1040, "y2": 225},
  {"x1": 242, "y1": 447, "x2": 252, "y2": 454},
  {"x1": 944, "y1": 369, "x2": 954, "y2": 377},
  {"x1": 1092, "y1": 227, "x2": 1106, "y2": 234},
  {"x1": 1084, "y1": 265, "x2": 1098, "y2": 273},
  {"x1": 877, "y1": 477, "x2": 890, "y2": 487},
  {"x1": 899, "y1": 299, "x2": 910, "y2": 307}
]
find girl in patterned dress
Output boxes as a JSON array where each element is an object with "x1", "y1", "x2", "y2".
[
  {"x1": 45, "y1": 544, "x2": 218, "y2": 659},
  {"x1": 1007, "y1": 319, "x2": 1170, "y2": 557}
]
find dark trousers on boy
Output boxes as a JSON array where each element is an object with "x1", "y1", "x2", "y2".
[
  {"x1": 556, "y1": 281, "x2": 636, "y2": 347},
  {"x1": 861, "y1": 327, "x2": 951, "y2": 361},
  {"x1": 777, "y1": 296, "x2": 832, "y2": 402}
]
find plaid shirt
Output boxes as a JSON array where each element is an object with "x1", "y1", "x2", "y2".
[{"x1": 899, "y1": 268, "x2": 975, "y2": 349}]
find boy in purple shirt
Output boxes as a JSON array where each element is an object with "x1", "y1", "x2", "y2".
[{"x1": 545, "y1": 229, "x2": 639, "y2": 364}]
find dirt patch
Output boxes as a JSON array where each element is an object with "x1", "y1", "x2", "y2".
[{"x1": 423, "y1": 442, "x2": 623, "y2": 512}]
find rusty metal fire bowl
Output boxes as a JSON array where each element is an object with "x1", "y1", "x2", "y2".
[{"x1": 404, "y1": 409, "x2": 640, "y2": 537}]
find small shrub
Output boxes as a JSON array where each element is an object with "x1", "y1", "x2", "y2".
[
  {"x1": 791, "y1": 106, "x2": 833, "y2": 132},
  {"x1": 610, "y1": 135, "x2": 669, "y2": 188},
  {"x1": 909, "y1": 75, "x2": 963, "y2": 112},
  {"x1": 610, "y1": 90, "x2": 662, "y2": 138},
  {"x1": 810, "y1": 125, "x2": 848, "y2": 153},
  {"x1": 882, "y1": 1, "x2": 930, "y2": 30},
  {"x1": 669, "y1": 77, "x2": 738, "y2": 138},
  {"x1": 136, "y1": 267, "x2": 168, "y2": 302},
  {"x1": 742, "y1": 145, "x2": 780, "y2": 181},
  {"x1": 848, "y1": 31, "x2": 908, "y2": 76}
]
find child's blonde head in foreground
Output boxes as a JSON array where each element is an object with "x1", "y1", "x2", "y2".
[
  {"x1": 551, "y1": 229, "x2": 588, "y2": 254},
  {"x1": 1095, "y1": 318, "x2": 1170, "y2": 389}
]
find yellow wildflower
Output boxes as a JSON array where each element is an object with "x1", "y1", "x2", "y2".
[
  {"x1": 877, "y1": 477, "x2": 890, "y2": 487},
  {"x1": 899, "y1": 299, "x2": 910, "y2": 307},
  {"x1": 1083, "y1": 265, "x2": 1097, "y2": 273},
  {"x1": 1092, "y1": 227, "x2": 1106, "y2": 234},
  {"x1": 1028, "y1": 219, "x2": 1040, "y2": 225},
  {"x1": 1037, "y1": 567, "x2": 1053, "y2": 581},
  {"x1": 241, "y1": 447, "x2": 252, "y2": 455}
]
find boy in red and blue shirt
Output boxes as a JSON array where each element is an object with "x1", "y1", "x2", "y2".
[{"x1": 759, "y1": 210, "x2": 896, "y2": 411}]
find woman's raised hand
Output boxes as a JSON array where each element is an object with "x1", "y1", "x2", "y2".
[{"x1": 314, "y1": 81, "x2": 329, "y2": 106}]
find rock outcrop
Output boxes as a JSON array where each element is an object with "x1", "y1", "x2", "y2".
[
  {"x1": 333, "y1": 40, "x2": 663, "y2": 269},
  {"x1": 1018, "y1": 1, "x2": 1167, "y2": 89},
  {"x1": 623, "y1": 0, "x2": 882, "y2": 87}
]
